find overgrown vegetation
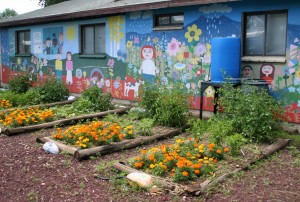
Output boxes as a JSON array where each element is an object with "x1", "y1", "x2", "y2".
[
  {"x1": 37, "y1": 78, "x2": 69, "y2": 103},
  {"x1": 139, "y1": 84, "x2": 189, "y2": 127},
  {"x1": 213, "y1": 82, "x2": 284, "y2": 143},
  {"x1": 51, "y1": 86, "x2": 113, "y2": 118},
  {"x1": 8, "y1": 74, "x2": 34, "y2": 94}
]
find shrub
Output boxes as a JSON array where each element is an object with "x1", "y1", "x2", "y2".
[
  {"x1": 215, "y1": 82, "x2": 284, "y2": 143},
  {"x1": 8, "y1": 73, "x2": 33, "y2": 93},
  {"x1": 37, "y1": 78, "x2": 69, "y2": 103},
  {"x1": 139, "y1": 84, "x2": 189, "y2": 127},
  {"x1": 82, "y1": 85, "x2": 113, "y2": 111}
]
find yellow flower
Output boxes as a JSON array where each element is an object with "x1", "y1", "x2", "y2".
[
  {"x1": 177, "y1": 53, "x2": 184, "y2": 62},
  {"x1": 189, "y1": 57, "x2": 200, "y2": 65},
  {"x1": 185, "y1": 24, "x2": 202, "y2": 43},
  {"x1": 295, "y1": 70, "x2": 300, "y2": 78},
  {"x1": 150, "y1": 164, "x2": 156, "y2": 169},
  {"x1": 126, "y1": 40, "x2": 133, "y2": 48}
]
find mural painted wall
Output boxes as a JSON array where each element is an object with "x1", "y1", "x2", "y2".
[{"x1": 1, "y1": 0, "x2": 300, "y2": 123}]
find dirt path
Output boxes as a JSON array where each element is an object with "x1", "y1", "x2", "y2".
[{"x1": 0, "y1": 129, "x2": 299, "y2": 202}]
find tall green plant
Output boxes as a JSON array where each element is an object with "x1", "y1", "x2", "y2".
[
  {"x1": 215, "y1": 83, "x2": 284, "y2": 143},
  {"x1": 139, "y1": 84, "x2": 189, "y2": 127},
  {"x1": 8, "y1": 74, "x2": 34, "y2": 94},
  {"x1": 81, "y1": 85, "x2": 113, "y2": 111},
  {"x1": 37, "y1": 78, "x2": 69, "y2": 103}
]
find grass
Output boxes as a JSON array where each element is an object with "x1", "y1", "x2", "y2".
[{"x1": 274, "y1": 128, "x2": 300, "y2": 148}]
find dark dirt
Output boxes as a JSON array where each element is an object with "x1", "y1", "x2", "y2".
[{"x1": 0, "y1": 127, "x2": 299, "y2": 202}]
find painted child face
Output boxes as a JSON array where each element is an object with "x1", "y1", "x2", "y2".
[
  {"x1": 262, "y1": 65, "x2": 273, "y2": 76},
  {"x1": 46, "y1": 39, "x2": 50, "y2": 47},
  {"x1": 243, "y1": 67, "x2": 252, "y2": 77},
  {"x1": 142, "y1": 48, "x2": 153, "y2": 60},
  {"x1": 67, "y1": 53, "x2": 72, "y2": 61}
]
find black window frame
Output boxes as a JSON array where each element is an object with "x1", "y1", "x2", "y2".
[
  {"x1": 153, "y1": 13, "x2": 184, "y2": 29},
  {"x1": 242, "y1": 9, "x2": 288, "y2": 57},
  {"x1": 80, "y1": 23, "x2": 106, "y2": 55},
  {"x1": 16, "y1": 30, "x2": 31, "y2": 55}
]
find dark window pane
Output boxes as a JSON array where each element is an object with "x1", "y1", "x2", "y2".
[
  {"x1": 158, "y1": 16, "x2": 170, "y2": 25},
  {"x1": 171, "y1": 15, "x2": 184, "y2": 24},
  {"x1": 17, "y1": 31, "x2": 31, "y2": 54},
  {"x1": 245, "y1": 15, "x2": 265, "y2": 55},
  {"x1": 266, "y1": 13, "x2": 287, "y2": 55},
  {"x1": 95, "y1": 25, "x2": 105, "y2": 53},
  {"x1": 83, "y1": 26, "x2": 94, "y2": 54}
]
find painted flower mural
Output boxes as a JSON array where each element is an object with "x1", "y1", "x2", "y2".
[
  {"x1": 185, "y1": 24, "x2": 202, "y2": 43},
  {"x1": 167, "y1": 37, "x2": 181, "y2": 56}
]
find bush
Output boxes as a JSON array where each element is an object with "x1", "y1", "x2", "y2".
[
  {"x1": 215, "y1": 82, "x2": 284, "y2": 143},
  {"x1": 37, "y1": 78, "x2": 69, "y2": 103},
  {"x1": 81, "y1": 85, "x2": 113, "y2": 111},
  {"x1": 8, "y1": 74, "x2": 33, "y2": 93},
  {"x1": 139, "y1": 84, "x2": 189, "y2": 127}
]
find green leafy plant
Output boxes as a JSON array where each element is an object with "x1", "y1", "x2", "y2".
[
  {"x1": 215, "y1": 82, "x2": 284, "y2": 143},
  {"x1": 139, "y1": 84, "x2": 189, "y2": 127},
  {"x1": 135, "y1": 118, "x2": 154, "y2": 136},
  {"x1": 187, "y1": 118, "x2": 210, "y2": 141},
  {"x1": 82, "y1": 85, "x2": 113, "y2": 111},
  {"x1": 8, "y1": 73, "x2": 34, "y2": 93},
  {"x1": 224, "y1": 133, "x2": 247, "y2": 156},
  {"x1": 207, "y1": 118, "x2": 234, "y2": 146},
  {"x1": 37, "y1": 78, "x2": 69, "y2": 103}
]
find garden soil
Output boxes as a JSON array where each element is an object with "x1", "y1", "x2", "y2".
[{"x1": 0, "y1": 128, "x2": 299, "y2": 202}]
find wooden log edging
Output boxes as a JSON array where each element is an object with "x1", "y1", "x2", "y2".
[
  {"x1": 36, "y1": 125, "x2": 187, "y2": 161},
  {"x1": 36, "y1": 136, "x2": 78, "y2": 154},
  {"x1": 2, "y1": 107, "x2": 131, "y2": 136},
  {"x1": 113, "y1": 138, "x2": 291, "y2": 196},
  {"x1": 74, "y1": 125, "x2": 188, "y2": 161}
]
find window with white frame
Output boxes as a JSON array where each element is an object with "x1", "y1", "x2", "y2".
[
  {"x1": 243, "y1": 10, "x2": 287, "y2": 56},
  {"x1": 81, "y1": 24, "x2": 106, "y2": 55},
  {"x1": 16, "y1": 30, "x2": 31, "y2": 54}
]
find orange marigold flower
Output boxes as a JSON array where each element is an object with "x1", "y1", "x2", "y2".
[
  {"x1": 141, "y1": 149, "x2": 147, "y2": 155},
  {"x1": 182, "y1": 171, "x2": 188, "y2": 177},
  {"x1": 224, "y1": 147, "x2": 230, "y2": 152},
  {"x1": 217, "y1": 149, "x2": 222, "y2": 154},
  {"x1": 194, "y1": 170, "x2": 200, "y2": 175}
]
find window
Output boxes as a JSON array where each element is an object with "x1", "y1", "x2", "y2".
[
  {"x1": 243, "y1": 10, "x2": 287, "y2": 56},
  {"x1": 81, "y1": 24, "x2": 106, "y2": 55},
  {"x1": 16, "y1": 30, "x2": 31, "y2": 54},
  {"x1": 154, "y1": 13, "x2": 184, "y2": 30}
]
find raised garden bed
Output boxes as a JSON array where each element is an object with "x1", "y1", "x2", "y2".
[
  {"x1": 0, "y1": 107, "x2": 130, "y2": 136},
  {"x1": 36, "y1": 124, "x2": 187, "y2": 161},
  {"x1": 112, "y1": 138, "x2": 290, "y2": 196}
]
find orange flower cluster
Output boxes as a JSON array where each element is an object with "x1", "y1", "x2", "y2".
[
  {"x1": 0, "y1": 99, "x2": 12, "y2": 109},
  {"x1": 0, "y1": 107, "x2": 54, "y2": 128},
  {"x1": 52, "y1": 121, "x2": 132, "y2": 149},
  {"x1": 131, "y1": 138, "x2": 230, "y2": 182}
]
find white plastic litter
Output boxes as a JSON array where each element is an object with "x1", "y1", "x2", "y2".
[
  {"x1": 43, "y1": 142, "x2": 59, "y2": 154},
  {"x1": 126, "y1": 172, "x2": 153, "y2": 187},
  {"x1": 68, "y1": 96, "x2": 76, "y2": 100}
]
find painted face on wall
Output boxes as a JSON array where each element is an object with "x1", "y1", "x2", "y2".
[
  {"x1": 242, "y1": 66, "x2": 252, "y2": 78},
  {"x1": 262, "y1": 65, "x2": 273, "y2": 76},
  {"x1": 142, "y1": 48, "x2": 154, "y2": 60},
  {"x1": 67, "y1": 53, "x2": 72, "y2": 61}
]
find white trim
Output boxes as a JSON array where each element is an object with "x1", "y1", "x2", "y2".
[{"x1": 241, "y1": 56, "x2": 286, "y2": 63}]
